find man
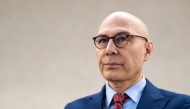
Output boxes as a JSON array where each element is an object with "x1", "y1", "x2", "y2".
[{"x1": 64, "y1": 11, "x2": 190, "y2": 109}]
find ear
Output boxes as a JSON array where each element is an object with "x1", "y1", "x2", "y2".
[{"x1": 144, "y1": 41, "x2": 153, "y2": 61}]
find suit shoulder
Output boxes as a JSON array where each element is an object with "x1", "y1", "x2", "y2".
[
  {"x1": 159, "y1": 89, "x2": 190, "y2": 108},
  {"x1": 64, "y1": 85, "x2": 106, "y2": 109},
  {"x1": 64, "y1": 93, "x2": 99, "y2": 109},
  {"x1": 159, "y1": 88, "x2": 190, "y2": 103},
  {"x1": 159, "y1": 88, "x2": 190, "y2": 98}
]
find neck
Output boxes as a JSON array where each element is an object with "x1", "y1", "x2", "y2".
[{"x1": 108, "y1": 75, "x2": 143, "y2": 93}]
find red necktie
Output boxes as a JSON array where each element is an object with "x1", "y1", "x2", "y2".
[{"x1": 113, "y1": 93, "x2": 129, "y2": 109}]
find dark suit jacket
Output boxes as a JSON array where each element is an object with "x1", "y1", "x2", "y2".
[{"x1": 64, "y1": 79, "x2": 190, "y2": 109}]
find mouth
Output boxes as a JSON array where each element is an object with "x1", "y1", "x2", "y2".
[{"x1": 103, "y1": 62, "x2": 121, "y2": 68}]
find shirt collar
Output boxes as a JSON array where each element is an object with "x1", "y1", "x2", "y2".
[{"x1": 105, "y1": 76, "x2": 146, "y2": 108}]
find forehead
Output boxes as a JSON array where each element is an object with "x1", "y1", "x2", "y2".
[
  {"x1": 98, "y1": 27, "x2": 132, "y2": 37},
  {"x1": 97, "y1": 14, "x2": 144, "y2": 37}
]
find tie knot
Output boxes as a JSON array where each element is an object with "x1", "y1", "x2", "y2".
[{"x1": 113, "y1": 93, "x2": 129, "y2": 104}]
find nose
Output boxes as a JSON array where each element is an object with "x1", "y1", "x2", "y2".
[{"x1": 105, "y1": 39, "x2": 118, "y2": 56}]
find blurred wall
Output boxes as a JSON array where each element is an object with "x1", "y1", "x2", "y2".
[{"x1": 0, "y1": 0, "x2": 190, "y2": 109}]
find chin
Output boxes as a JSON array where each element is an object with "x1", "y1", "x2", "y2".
[{"x1": 102, "y1": 72, "x2": 122, "y2": 82}]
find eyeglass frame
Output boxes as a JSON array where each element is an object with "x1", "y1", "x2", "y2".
[{"x1": 92, "y1": 32, "x2": 148, "y2": 49}]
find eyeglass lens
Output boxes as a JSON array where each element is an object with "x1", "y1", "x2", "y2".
[{"x1": 94, "y1": 34, "x2": 128, "y2": 49}]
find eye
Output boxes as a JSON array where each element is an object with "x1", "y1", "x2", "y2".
[
  {"x1": 115, "y1": 35, "x2": 127, "y2": 43},
  {"x1": 96, "y1": 37, "x2": 108, "y2": 44},
  {"x1": 119, "y1": 37, "x2": 127, "y2": 41}
]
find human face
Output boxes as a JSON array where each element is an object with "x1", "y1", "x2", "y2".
[{"x1": 96, "y1": 16, "x2": 148, "y2": 83}]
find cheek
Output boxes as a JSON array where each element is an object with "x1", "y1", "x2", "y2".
[
  {"x1": 96, "y1": 49, "x2": 104, "y2": 67},
  {"x1": 122, "y1": 55, "x2": 132, "y2": 71},
  {"x1": 122, "y1": 48, "x2": 144, "y2": 68},
  {"x1": 130, "y1": 47, "x2": 145, "y2": 68}
]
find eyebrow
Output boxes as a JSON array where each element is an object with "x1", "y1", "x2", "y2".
[{"x1": 96, "y1": 31, "x2": 131, "y2": 37}]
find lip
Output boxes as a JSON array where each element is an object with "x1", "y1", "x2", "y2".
[
  {"x1": 104, "y1": 63, "x2": 121, "y2": 68},
  {"x1": 105, "y1": 62, "x2": 120, "y2": 65}
]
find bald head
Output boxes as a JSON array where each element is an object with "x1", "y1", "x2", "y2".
[
  {"x1": 95, "y1": 12, "x2": 153, "y2": 91},
  {"x1": 98, "y1": 11, "x2": 149, "y2": 39}
]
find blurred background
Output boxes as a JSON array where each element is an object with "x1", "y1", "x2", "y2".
[{"x1": 0, "y1": 0, "x2": 190, "y2": 109}]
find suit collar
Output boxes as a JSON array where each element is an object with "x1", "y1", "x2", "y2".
[{"x1": 137, "y1": 79, "x2": 169, "y2": 109}]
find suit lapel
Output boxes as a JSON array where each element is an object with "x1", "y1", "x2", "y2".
[
  {"x1": 85, "y1": 85, "x2": 106, "y2": 109},
  {"x1": 84, "y1": 79, "x2": 169, "y2": 109},
  {"x1": 137, "y1": 79, "x2": 169, "y2": 109}
]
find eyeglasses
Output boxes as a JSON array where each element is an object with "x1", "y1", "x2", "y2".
[{"x1": 93, "y1": 32, "x2": 148, "y2": 49}]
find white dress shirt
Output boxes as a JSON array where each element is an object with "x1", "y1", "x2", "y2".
[{"x1": 104, "y1": 76, "x2": 146, "y2": 109}]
